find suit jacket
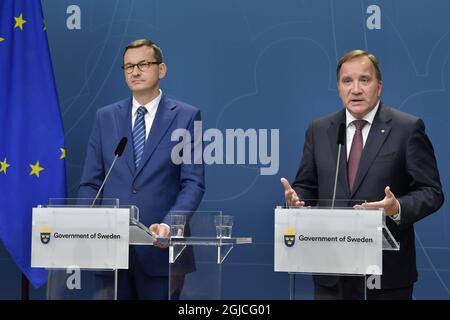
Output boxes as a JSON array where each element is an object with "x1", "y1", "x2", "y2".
[
  {"x1": 292, "y1": 102, "x2": 444, "y2": 289},
  {"x1": 78, "y1": 94, "x2": 205, "y2": 276}
]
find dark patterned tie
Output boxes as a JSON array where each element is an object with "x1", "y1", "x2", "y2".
[
  {"x1": 348, "y1": 120, "x2": 367, "y2": 192},
  {"x1": 133, "y1": 106, "x2": 147, "y2": 168}
]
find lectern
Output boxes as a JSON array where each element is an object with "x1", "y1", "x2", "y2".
[
  {"x1": 31, "y1": 199, "x2": 251, "y2": 300},
  {"x1": 274, "y1": 201, "x2": 399, "y2": 300}
]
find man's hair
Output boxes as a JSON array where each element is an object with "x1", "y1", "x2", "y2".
[
  {"x1": 336, "y1": 49, "x2": 382, "y2": 81},
  {"x1": 123, "y1": 39, "x2": 163, "y2": 63}
]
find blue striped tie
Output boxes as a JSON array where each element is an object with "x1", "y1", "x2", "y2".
[{"x1": 133, "y1": 106, "x2": 147, "y2": 168}]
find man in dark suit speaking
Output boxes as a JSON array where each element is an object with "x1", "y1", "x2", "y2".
[
  {"x1": 281, "y1": 49, "x2": 443, "y2": 299},
  {"x1": 79, "y1": 39, "x2": 205, "y2": 299}
]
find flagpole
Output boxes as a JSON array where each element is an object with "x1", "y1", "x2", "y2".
[{"x1": 21, "y1": 273, "x2": 29, "y2": 300}]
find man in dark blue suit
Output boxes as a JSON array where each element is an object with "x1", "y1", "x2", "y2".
[
  {"x1": 281, "y1": 50, "x2": 443, "y2": 299},
  {"x1": 79, "y1": 39, "x2": 205, "y2": 299}
]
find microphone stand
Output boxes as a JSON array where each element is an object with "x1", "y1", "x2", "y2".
[
  {"x1": 91, "y1": 154, "x2": 120, "y2": 207},
  {"x1": 90, "y1": 137, "x2": 127, "y2": 207},
  {"x1": 331, "y1": 144, "x2": 342, "y2": 209},
  {"x1": 332, "y1": 123, "x2": 346, "y2": 209}
]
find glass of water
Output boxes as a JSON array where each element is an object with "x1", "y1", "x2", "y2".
[{"x1": 214, "y1": 215, "x2": 233, "y2": 238}]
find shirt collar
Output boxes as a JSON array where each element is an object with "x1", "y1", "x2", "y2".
[
  {"x1": 132, "y1": 89, "x2": 162, "y2": 117},
  {"x1": 346, "y1": 100, "x2": 380, "y2": 128}
]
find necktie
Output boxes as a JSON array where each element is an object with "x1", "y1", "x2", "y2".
[
  {"x1": 348, "y1": 120, "x2": 367, "y2": 192},
  {"x1": 133, "y1": 106, "x2": 147, "y2": 168}
]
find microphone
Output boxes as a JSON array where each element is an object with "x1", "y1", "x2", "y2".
[
  {"x1": 92, "y1": 137, "x2": 128, "y2": 206},
  {"x1": 337, "y1": 122, "x2": 346, "y2": 146},
  {"x1": 114, "y1": 137, "x2": 127, "y2": 156},
  {"x1": 331, "y1": 123, "x2": 345, "y2": 208}
]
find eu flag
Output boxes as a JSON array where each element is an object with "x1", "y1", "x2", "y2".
[{"x1": 0, "y1": 0, "x2": 66, "y2": 288}]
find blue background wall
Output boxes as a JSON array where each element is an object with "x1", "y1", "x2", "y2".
[{"x1": 1, "y1": 0, "x2": 449, "y2": 299}]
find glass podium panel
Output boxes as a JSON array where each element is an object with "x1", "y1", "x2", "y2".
[
  {"x1": 33, "y1": 198, "x2": 132, "y2": 300},
  {"x1": 37, "y1": 205, "x2": 252, "y2": 300},
  {"x1": 275, "y1": 200, "x2": 399, "y2": 300},
  {"x1": 168, "y1": 211, "x2": 252, "y2": 300},
  {"x1": 46, "y1": 269, "x2": 117, "y2": 300},
  {"x1": 289, "y1": 273, "x2": 368, "y2": 300},
  {"x1": 48, "y1": 198, "x2": 120, "y2": 208}
]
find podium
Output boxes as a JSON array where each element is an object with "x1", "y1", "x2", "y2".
[
  {"x1": 130, "y1": 211, "x2": 252, "y2": 299},
  {"x1": 31, "y1": 199, "x2": 252, "y2": 300},
  {"x1": 274, "y1": 201, "x2": 399, "y2": 300}
]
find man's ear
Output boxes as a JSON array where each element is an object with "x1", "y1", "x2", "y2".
[
  {"x1": 159, "y1": 63, "x2": 167, "y2": 80},
  {"x1": 377, "y1": 80, "x2": 383, "y2": 97}
]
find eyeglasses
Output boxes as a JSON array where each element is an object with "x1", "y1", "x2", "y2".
[{"x1": 121, "y1": 61, "x2": 161, "y2": 73}]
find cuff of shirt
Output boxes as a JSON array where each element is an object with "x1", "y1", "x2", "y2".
[
  {"x1": 161, "y1": 223, "x2": 170, "y2": 230},
  {"x1": 389, "y1": 200, "x2": 401, "y2": 224}
]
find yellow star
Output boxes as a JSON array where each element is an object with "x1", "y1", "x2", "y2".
[
  {"x1": 30, "y1": 161, "x2": 44, "y2": 177},
  {"x1": 14, "y1": 13, "x2": 27, "y2": 31},
  {"x1": 60, "y1": 148, "x2": 66, "y2": 159},
  {"x1": 0, "y1": 37, "x2": 4, "y2": 42},
  {"x1": 0, "y1": 158, "x2": 10, "y2": 174}
]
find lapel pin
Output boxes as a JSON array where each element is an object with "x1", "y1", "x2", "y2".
[{"x1": 381, "y1": 129, "x2": 385, "y2": 134}]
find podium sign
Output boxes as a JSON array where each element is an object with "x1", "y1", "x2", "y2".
[
  {"x1": 275, "y1": 208, "x2": 383, "y2": 275},
  {"x1": 31, "y1": 207, "x2": 130, "y2": 269}
]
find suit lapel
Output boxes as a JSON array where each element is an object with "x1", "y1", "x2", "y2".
[
  {"x1": 134, "y1": 94, "x2": 178, "y2": 178},
  {"x1": 115, "y1": 98, "x2": 135, "y2": 175},
  {"x1": 350, "y1": 103, "x2": 392, "y2": 197},
  {"x1": 327, "y1": 110, "x2": 350, "y2": 199}
]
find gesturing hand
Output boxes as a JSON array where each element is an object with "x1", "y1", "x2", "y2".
[
  {"x1": 280, "y1": 177, "x2": 305, "y2": 208},
  {"x1": 354, "y1": 186, "x2": 400, "y2": 216}
]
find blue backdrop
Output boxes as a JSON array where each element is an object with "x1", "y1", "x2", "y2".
[{"x1": 1, "y1": 0, "x2": 449, "y2": 299}]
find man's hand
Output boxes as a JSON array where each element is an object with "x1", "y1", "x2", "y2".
[
  {"x1": 354, "y1": 186, "x2": 400, "y2": 216},
  {"x1": 280, "y1": 177, "x2": 305, "y2": 208},
  {"x1": 149, "y1": 223, "x2": 170, "y2": 248}
]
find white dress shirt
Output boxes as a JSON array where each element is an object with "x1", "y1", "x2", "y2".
[
  {"x1": 345, "y1": 101, "x2": 380, "y2": 159},
  {"x1": 131, "y1": 89, "x2": 162, "y2": 141}
]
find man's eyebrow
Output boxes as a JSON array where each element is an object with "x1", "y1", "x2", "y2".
[{"x1": 124, "y1": 59, "x2": 148, "y2": 65}]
